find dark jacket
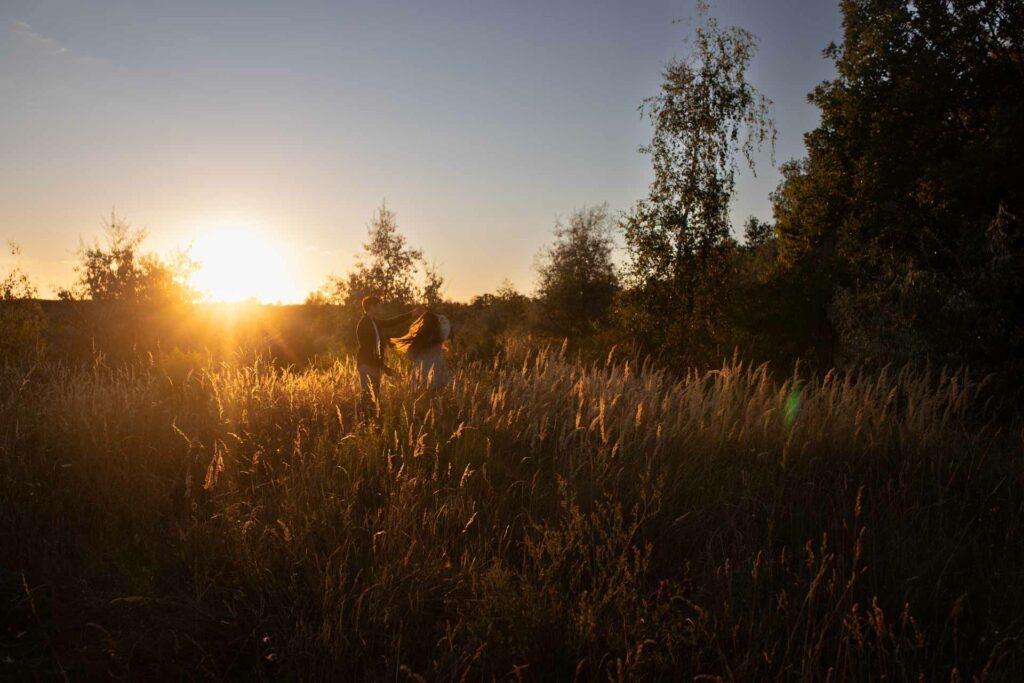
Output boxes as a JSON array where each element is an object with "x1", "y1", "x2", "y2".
[{"x1": 356, "y1": 311, "x2": 416, "y2": 370}]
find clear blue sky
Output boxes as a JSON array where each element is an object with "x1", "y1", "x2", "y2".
[{"x1": 0, "y1": 0, "x2": 841, "y2": 302}]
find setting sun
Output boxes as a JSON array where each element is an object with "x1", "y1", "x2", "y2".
[{"x1": 190, "y1": 227, "x2": 294, "y2": 303}]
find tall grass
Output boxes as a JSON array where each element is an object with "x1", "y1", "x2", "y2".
[{"x1": 1, "y1": 340, "x2": 1021, "y2": 680}]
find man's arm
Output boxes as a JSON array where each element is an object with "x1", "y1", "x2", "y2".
[{"x1": 375, "y1": 306, "x2": 426, "y2": 336}]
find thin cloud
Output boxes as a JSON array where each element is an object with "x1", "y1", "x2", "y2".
[{"x1": 11, "y1": 20, "x2": 105, "y2": 65}]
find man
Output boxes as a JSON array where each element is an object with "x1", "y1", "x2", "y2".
[{"x1": 356, "y1": 296, "x2": 424, "y2": 419}]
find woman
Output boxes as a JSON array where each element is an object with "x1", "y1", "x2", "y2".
[{"x1": 392, "y1": 311, "x2": 451, "y2": 392}]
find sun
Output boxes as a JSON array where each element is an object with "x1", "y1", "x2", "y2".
[{"x1": 190, "y1": 226, "x2": 294, "y2": 303}]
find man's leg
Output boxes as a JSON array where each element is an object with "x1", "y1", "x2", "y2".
[{"x1": 357, "y1": 363, "x2": 382, "y2": 420}]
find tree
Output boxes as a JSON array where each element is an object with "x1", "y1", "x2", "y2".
[
  {"x1": 459, "y1": 280, "x2": 533, "y2": 359},
  {"x1": 422, "y1": 261, "x2": 446, "y2": 308},
  {"x1": 621, "y1": 4, "x2": 775, "y2": 364},
  {"x1": 304, "y1": 289, "x2": 330, "y2": 306},
  {"x1": 1, "y1": 242, "x2": 46, "y2": 360},
  {"x1": 326, "y1": 203, "x2": 424, "y2": 307},
  {"x1": 772, "y1": 0, "x2": 1024, "y2": 370},
  {"x1": 535, "y1": 204, "x2": 618, "y2": 336},
  {"x1": 59, "y1": 211, "x2": 199, "y2": 304},
  {"x1": 742, "y1": 216, "x2": 773, "y2": 248},
  {"x1": 136, "y1": 249, "x2": 201, "y2": 305},
  {"x1": 1, "y1": 242, "x2": 37, "y2": 301}
]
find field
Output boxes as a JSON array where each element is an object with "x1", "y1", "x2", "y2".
[{"x1": 1, "y1": 339, "x2": 1022, "y2": 680}]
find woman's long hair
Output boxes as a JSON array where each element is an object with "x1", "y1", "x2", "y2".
[{"x1": 393, "y1": 312, "x2": 445, "y2": 355}]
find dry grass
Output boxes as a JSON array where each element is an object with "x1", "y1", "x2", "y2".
[{"x1": 1, "y1": 339, "x2": 1022, "y2": 680}]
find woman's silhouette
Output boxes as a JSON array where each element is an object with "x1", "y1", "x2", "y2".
[{"x1": 392, "y1": 312, "x2": 451, "y2": 393}]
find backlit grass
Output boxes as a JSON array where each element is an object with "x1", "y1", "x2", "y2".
[{"x1": 1, "y1": 340, "x2": 1021, "y2": 680}]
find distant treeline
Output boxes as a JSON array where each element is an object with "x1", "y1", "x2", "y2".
[
  {"x1": 11, "y1": 299, "x2": 533, "y2": 367},
  {"x1": 3, "y1": 0, "x2": 1022, "y2": 381}
]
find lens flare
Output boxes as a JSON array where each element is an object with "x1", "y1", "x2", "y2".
[{"x1": 784, "y1": 384, "x2": 802, "y2": 430}]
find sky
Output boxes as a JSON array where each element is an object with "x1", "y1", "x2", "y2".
[{"x1": 0, "y1": 0, "x2": 841, "y2": 303}]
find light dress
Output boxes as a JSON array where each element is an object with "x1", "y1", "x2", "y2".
[
  {"x1": 407, "y1": 344, "x2": 449, "y2": 392},
  {"x1": 406, "y1": 315, "x2": 451, "y2": 392}
]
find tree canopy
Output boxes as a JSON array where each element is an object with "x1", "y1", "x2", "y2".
[
  {"x1": 58, "y1": 212, "x2": 199, "y2": 305},
  {"x1": 621, "y1": 6, "x2": 775, "y2": 364},
  {"x1": 772, "y1": 0, "x2": 1024, "y2": 370},
  {"x1": 535, "y1": 204, "x2": 618, "y2": 337},
  {"x1": 325, "y1": 203, "x2": 441, "y2": 309}
]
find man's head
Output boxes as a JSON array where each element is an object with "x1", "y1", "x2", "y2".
[{"x1": 361, "y1": 296, "x2": 381, "y2": 315}]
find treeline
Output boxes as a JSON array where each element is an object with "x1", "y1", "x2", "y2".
[
  {"x1": 3, "y1": 0, "x2": 1022, "y2": 378},
  {"x1": 602, "y1": 0, "x2": 1020, "y2": 376},
  {"x1": 609, "y1": 0, "x2": 1022, "y2": 376},
  {"x1": 317, "y1": 0, "x2": 1023, "y2": 379}
]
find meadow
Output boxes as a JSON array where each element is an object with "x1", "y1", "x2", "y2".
[{"x1": 1, "y1": 338, "x2": 1022, "y2": 680}]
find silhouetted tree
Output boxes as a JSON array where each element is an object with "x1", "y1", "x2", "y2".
[
  {"x1": 422, "y1": 261, "x2": 446, "y2": 308},
  {"x1": 456, "y1": 280, "x2": 533, "y2": 358},
  {"x1": 137, "y1": 249, "x2": 201, "y2": 305},
  {"x1": 58, "y1": 211, "x2": 199, "y2": 304},
  {"x1": 772, "y1": 0, "x2": 1024, "y2": 370},
  {"x1": 1, "y1": 242, "x2": 46, "y2": 360},
  {"x1": 742, "y1": 216, "x2": 773, "y2": 248},
  {"x1": 303, "y1": 289, "x2": 330, "y2": 306},
  {"x1": 620, "y1": 5, "x2": 775, "y2": 365},
  {"x1": 535, "y1": 204, "x2": 618, "y2": 336},
  {"x1": 1, "y1": 242, "x2": 37, "y2": 301},
  {"x1": 326, "y1": 203, "x2": 424, "y2": 307}
]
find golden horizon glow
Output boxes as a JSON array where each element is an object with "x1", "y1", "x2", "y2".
[{"x1": 190, "y1": 226, "x2": 295, "y2": 303}]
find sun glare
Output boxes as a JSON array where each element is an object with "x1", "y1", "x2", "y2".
[{"x1": 190, "y1": 227, "x2": 294, "y2": 303}]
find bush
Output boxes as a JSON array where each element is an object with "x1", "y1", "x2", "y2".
[{"x1": 0, "y1": 242, "x2": 45, "y2": 362}]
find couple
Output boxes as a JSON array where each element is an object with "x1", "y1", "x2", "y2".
[{"x1": 356, "y1": 295, "x2": 451, "y2": 417}]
